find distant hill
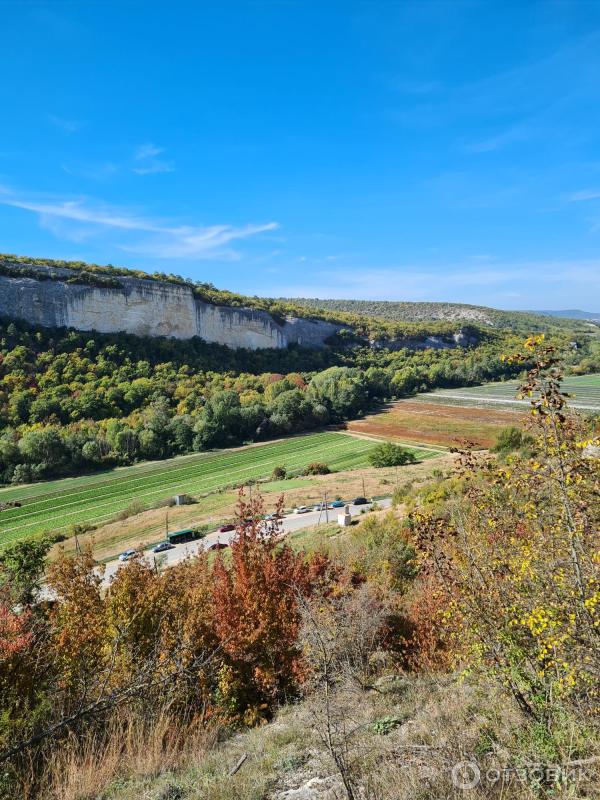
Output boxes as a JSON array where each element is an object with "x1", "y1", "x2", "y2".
[
  {"x1": 533, "y1": 309, "x2": 600, "y2": 322},
  {"x1": 281, "y1": 297, "x2": 584, "y2": 333}
]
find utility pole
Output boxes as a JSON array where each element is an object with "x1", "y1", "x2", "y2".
[
  {"x1": 166, "y1": 510, "x2": 169, "y2": 538},
  {"x1": 362, "y1": 475, "x2": 366, "y2": 498},
  {"x1": 324, "y1": 491, "x2": 329, "y2": 524}
]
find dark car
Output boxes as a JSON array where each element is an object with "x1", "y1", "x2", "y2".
[
  {"x1": 152, "y1": 541, "x2": 174, "y2": 554},
  {"x1": 352, "y1": 496, "x2": 369, "y2": 506},
  {"x1": 218, "y1": 523, "x2": 235, "y2": 533},
  {"x1": 207, "y1": 541, "x2": 229, "y2": 551}
]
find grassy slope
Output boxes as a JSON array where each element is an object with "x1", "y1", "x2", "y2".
[{"x1": 56, "y1": 510, "x2": 596, "y2": 800}]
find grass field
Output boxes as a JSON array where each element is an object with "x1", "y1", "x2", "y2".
[
  {"x1": 0, "y1": 432, "x2": 437, "y2": 548},
  {"x1": 416, "y1": 373, "x2": 600, "y2": 412}
]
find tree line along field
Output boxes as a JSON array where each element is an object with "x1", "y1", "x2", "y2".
[
  {"x1": 0, "y1": 432, "x2": 437, "y2": 547},
  {"x1": 414, "y1": 373, "x2": 600, "y2": 412}
]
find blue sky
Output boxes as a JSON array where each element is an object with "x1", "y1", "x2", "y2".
[{"x1": 2, "y1": 1, "x2": 600, "y2": 310}]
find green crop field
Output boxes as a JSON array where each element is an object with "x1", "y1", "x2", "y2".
[
  {"x1": 0, "y1": 432, "x2": 437, "y2": 547},
  {"x1": 414, "y1": 373, "x2": 600, "y2": 412}
]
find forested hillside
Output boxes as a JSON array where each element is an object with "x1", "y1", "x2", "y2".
[
  {"x1": 0, "y1": 314, "x2": 597, "y2": 486},
  {"x1": 284, "y1": 296, "x2": 590, "y2": 332}
]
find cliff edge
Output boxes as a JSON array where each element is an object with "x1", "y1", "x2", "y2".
[{"x1": 0, "y1": 265, "x2": 341, "y2": 350}]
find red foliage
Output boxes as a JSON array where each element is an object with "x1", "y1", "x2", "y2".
[
  {"x1": 0, "y1": 603, "x2": 32, "y2": 661},
  {"x1": 397, "y1": 575, "x2": 456, "y2": 671},
  {"x1": 211, "y1": 490, "x2": 342, "y2": 719}
]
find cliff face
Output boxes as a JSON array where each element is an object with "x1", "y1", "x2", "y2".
[{"x1": 0, "y1": 271, "x2": 341, "y2": 350}]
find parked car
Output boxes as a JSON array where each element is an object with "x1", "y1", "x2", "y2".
[
  {"x1": 207, "y1": 541, "x2": 229, "y2": 551},
  {"x1": 118, "y1": 549, "x2": 137, "y2": 562},
  {"x1": 313, "y1": 502, "x2": 331, "y2": 511},
  {"x1": 218, "y1": 523, "x2": 235, "y2": 533},
  {"x1": 152, "y1": 541, "x2": 174, "y2": 553},
  {"x1": 352, "y1": 496, "x2": 369, "y2": 506},
  {"x1": 294, "y1": 506, "x2": 310, "y2": 514},
  {"x1": 263, "y1": 513, "x2": 278, "y2": 521},
  {"x1": 331, "y1": 500, "x2": 346, "y2": 508}
]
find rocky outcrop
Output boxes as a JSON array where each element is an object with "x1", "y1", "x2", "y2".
[
  {"x1": 369, "y1": 329, "x2": 479, "y2": 351},
  {"x1": 0, "y1": 270, "x2": 341, "y2": 350}
]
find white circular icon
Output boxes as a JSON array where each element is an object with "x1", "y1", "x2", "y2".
[{"x1": 451, "y1": 760, "x2": 481, "y2": 790}]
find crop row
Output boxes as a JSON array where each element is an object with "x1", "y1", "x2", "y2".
[
  {"x1": 0, "y1": 434, "x2": 377, "y2": 544},
  {"x1": 1, "y1": 433, "x2": 346, "y2": 522}
]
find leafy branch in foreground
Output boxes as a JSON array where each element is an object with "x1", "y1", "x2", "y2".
[{"x1": 411, "y1": 336, "x2": 600, "y2": 724}]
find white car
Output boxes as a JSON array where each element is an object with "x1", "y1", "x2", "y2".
[
  {"x1": 118, "y1": 549, "x2": 137, "y2": 562},
  {"x1": 294, "y1": 506, "x2": 311, "y2": 514}
]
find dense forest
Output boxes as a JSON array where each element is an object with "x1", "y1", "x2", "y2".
[{"x1": 0, "y1": 312, "x2": 597, "y2": 485}]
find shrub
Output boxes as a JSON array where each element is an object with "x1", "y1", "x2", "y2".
[
  {"x1": 491, "y1": 425, "x2": 533, "y2": 453},
  {"x1": 271, "y1": 465, "x2": 287, "y2": 480},
  {"x1": 368, "y1": 442, "x2": 417, "y2": 468},
  {"x1": 303, "y1": 461, "x2": 330, "y2": 475}
]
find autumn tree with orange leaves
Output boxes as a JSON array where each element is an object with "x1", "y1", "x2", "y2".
[{"x1": 212, "y1": 491, "x2": 331, "y2": 723}]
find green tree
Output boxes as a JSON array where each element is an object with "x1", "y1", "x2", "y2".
[
  {"x1": 0, "y1": 536, "x2": 53, "y2": 605},
  {"x1": 368, "y1": 442, "x2": 417, "y2": 468}
]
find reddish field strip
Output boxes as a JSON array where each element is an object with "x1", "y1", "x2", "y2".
[{"x1": 347, "y1": 401, "x2": 525, "y2": 448}]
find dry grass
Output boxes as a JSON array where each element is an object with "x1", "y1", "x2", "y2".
[
  {"x1": 42, "y1": 673, "x2": 599, "y2": 800},
  {"x1": 39, "y1": 710, "x2": 218, "y2": 800}
]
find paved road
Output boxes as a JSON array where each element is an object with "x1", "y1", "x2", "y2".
[{"x1": 101, "y1": 498, "x2": 392, "y2": 588}]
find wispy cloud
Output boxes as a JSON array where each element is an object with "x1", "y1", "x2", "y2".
[
  {"x1": 132, "y1": 143, "x2": 175, "y2": 175},
  {"x1": 393, "y1": 31, "x2": 600, "y2": 155},
  {"x1": 47, "y1": 114, "x2": 82, "y2": 133},
  {"x1": 0, "y1": 187, "x2": 278, "y2": 259},
  {"x1": 567, "y1": 188, "x2": 600, "y2": 202},
  {"x1": 61, "y1": 161, "x2": 119, "y2": 181},
  {"x1": 463, "y1": 121, "x2": 534, "y2": 154}
]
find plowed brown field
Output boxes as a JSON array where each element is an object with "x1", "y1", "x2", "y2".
[{"x1": 347, "y1": 400, "x2": 525, "y2": 448}]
